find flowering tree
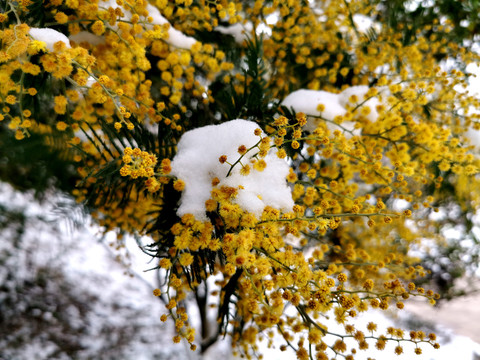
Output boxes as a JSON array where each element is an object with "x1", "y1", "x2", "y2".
[{"x1": 2, "y1": 0, "x2": 480, "y2": 358}]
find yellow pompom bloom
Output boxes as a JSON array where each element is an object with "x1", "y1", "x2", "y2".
[
  {"x1": 54, "y1": 95, "x2": 68, "y2": 114},
  {"x1": 179, "y1": 252, "x2": 194, "y2": 266},
  {"x1": 173, "y1": 179, "x2": 185, "y2": 191},
  {"x1": 91, "y1": 20, "x2": 105, "y2": 35},
  {"x1": 56, "y1": 121, "x2": 68, "y2": 131},
  {"x1": 253, "y1": 159, "x2": 267, "y2": 172},
  {"x1": 6, "y1": 95, "x2": 16, "y2": 105},
  {"x1": 54, "y1": 12, "x2": 69, "y2": 24}
]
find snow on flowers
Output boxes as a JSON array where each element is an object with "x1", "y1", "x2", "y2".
[
  {"x1": 28, "y1": 27, "x2": 71, "y2": 52},
  {"x1": 281, "y1": 85, "x2": 381, "y2": 134},
  {"x1": 170, "y1": 119, "x2": 294, "y2": 221}
]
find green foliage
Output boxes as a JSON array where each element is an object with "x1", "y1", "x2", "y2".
[
  {"x1": 377, "y1": 0, "x2": 480, "y2": 48},
  {"x1": 0, "y1": 126, "x2": 78, "y2": 199},
  {"x1": 211, "y1": 34, "x2": 276, "y2": 125}
]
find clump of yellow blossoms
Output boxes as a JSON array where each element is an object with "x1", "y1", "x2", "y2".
[
  {"x1": 2, "y1": 0, "x2": 480, "y2": 359},
  {"x1": 120, "y1": 147, "x2": 157, "y2": 179}
]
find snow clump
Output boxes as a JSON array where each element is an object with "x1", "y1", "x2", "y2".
[
  {"x1": 281, "y1": 86, "x2": 380, "y2": 134},
  {"x1": 215, "y1": 22, "x2": 253, "y2": 44},
  {"x1": 171, "y1": 120, "x2": 294, "y2": 221},
  {"x1": 93, "y1": 0, "x2": 196, "y2": 49},
  {"x1": 28, "y1": 27, "x2": 71, "y2": 52},
  {"x1": 145, "y1": 4, "x2": 197, "y2": 49}
]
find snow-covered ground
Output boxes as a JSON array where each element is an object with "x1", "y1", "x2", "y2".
[
  {"x1": 0, "y1": 183, "x2": 182, "y2": 360},
  {"x1": 406, "y1": 289, "x2": 480, "y2": 344}
]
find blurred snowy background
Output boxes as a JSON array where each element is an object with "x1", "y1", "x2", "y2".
[{"x1": 1, "y1": 181, "x2": 479, "y2": 360}]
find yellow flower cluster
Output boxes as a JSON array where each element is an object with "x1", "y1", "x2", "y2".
[
  {"x1": 161, "y1": 190, "x2": 440, "y2": 356},
  {"x1": 120, "y1": 147, "x2": 157, "y2": 179}
]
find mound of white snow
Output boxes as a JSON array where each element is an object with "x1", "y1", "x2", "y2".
[
  {"x1": 171, "y1": 120, "x2": 294, "y2": 221},
  {"x1": 281, "y1": 86, "x2": 380, "y2": 134},
  {"x1": 29, "y1": 27, "x2": 71, "y2": 51},
  {"x1": 95, "y1": 0, "x2": 196, "y2": 49}
]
